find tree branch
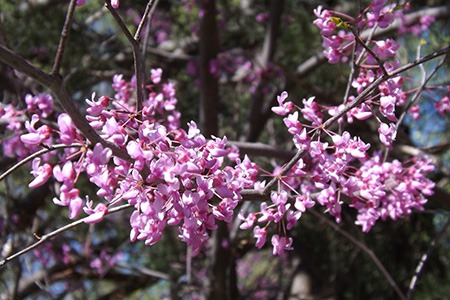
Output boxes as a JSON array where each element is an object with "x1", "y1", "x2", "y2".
[
  {"x1": 309, "y1": 209, "x2": 406, "y2": 300},
  {"x1": 0, "y1": 203, "x2": 132, "y2": 268},
  {"x1": 0, "y1": 44, "x2": 132, "y2": 162},
  {"x1": 407, "y1": 216, "x2": 450, "y2": 300},
  {"x1": 0, "y1": 143, "x2": 83, "y2": 183},
  {"x1": 198, "y1": 0, "x2": 220, "y2": 136},
  {"x1": 51, "y1": 0, "x2": 78, "y2": 76}
]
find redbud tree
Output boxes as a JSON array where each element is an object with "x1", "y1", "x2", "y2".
[{"x1": 0, "y1": 0, "x2": 449, "y2": 299}]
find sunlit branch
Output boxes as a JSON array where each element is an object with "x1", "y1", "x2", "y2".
[
  {"x1": 134, "y1": 0, "x2": 159, "y2": 40},
  {"x1": 384, "y1": 47, "x2": 448, "y2": 162}
]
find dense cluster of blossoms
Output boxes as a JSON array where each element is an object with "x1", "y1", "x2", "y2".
[
  {"x1": 239, "y1": 89, "x2": 435, "y2": 253},
  {"x1": 1, "y1": 69, "x2": 259, "y2": 255},
  {"x1": 237, "y1": 1, "x2": 438, "y2": 254}
]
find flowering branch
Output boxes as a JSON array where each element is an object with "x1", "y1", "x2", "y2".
[{"x1": 294, "y1": 5, "x2": 450, "y2": 78}]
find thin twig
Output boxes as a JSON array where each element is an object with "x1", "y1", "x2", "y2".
[
  {"x1": 51, "y1": 0, "x2": 78, "y2": 76},
  {"x1": 407, "y1": 216, "x2": 450, "y2": 300},
  {"x1": 0, "y1": 143, "x2": 83, "y2": 183},
  {"x1": 105, "y1": 0, "x2": 146, "y2": 114},
  {"x1": 0, "y1": 204, "x2": 132, "y2": 268},
  {"x1": 105, "y1": 1, "x2": 136, "y2": 46},
  {"x1": 351, "y1": 27, "x2": 389, "y2": 77},
  {"x1": 141, "y1": 0, "x2": 160, "y2": 59},
  {"x1": 384, "y1": 46, "x2": 448, "y2": 162},
  {"x1": 309, "y1": 209, "x2": 406, "y2": 300},
  {"x1": 134, "y1": 0, "x2": 158, "y2": 40}
]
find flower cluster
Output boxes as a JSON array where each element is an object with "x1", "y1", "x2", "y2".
[
  {"x1": 236, "y1": 2, "x2": 437, "y2": 255},
  {"x1": 313, "y1": 6, "x2": 354, "y2": 64},
  {"x1": 239, "y1": 89, "x2": 435, "y2": 254},
  {"x1": 14, "y1": 69, "x2": 259, "y2": 255}
]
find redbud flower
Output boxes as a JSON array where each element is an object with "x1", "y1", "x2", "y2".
[
  {"x1": 84, "y1": 203, "x2": 108, "y2": 224},
  {"x1": 21, "y1": 114, "x2": 52, "y2": 145},
  {"x1": 253, "y1": 226, "x2": 267, "y2": 249},
  {"x1": 272, "y1": 91, "x2": 293, "y2": 116},
  {"x1": 271, "y1": 234, "x2": 293, "y2": 256},
  {"x1": 29, "y1": 158, "x2": 53, "y2": 188},
  {"x1": 378, "y1": 122, "x2": 397, "y2": 147},
  {"x1": 150, "y1": 68, "x2": 163, "y2": 84}
]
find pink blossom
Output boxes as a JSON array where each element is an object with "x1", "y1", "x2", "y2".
[
  {"x1": 21, "y1": 114, "x2": 52, "y2": 145},
  {"x1": 313, "y1": 6, "x2": 335, "y2": 37},
  {"x1": 84, "y1": 203, "x2": 109, "y2": 224},
  {"x1": 111, "y1": 0, "x2": 120, "y2": 9},
  {"x1": 29, "y1": 158, "x2": 53, "y2": 188},
  {"x1": 272, "y1": 91, "x2": 294, "y2": 116},
  {"x1": 271, "y1": 234, "x2": 293, "y2": 256},
  {"x1": 253, "y1": 226, "x2": 267, "y2": 249},
  {"x1": 150, "y1": 68, "x2": 163, "y2": 84},
  {"x1": 378, "y1": 122, "x2": 397, "y2": 147},
  {"x1": 301, "y1": 97, "x2": 323, "y2": 125},
  {"x1": 435, "y1": 96, "x2": 450, "y2": 116},
  {"x1": 408, "y1": 105, "x2": 420, "y2": 121},
  {"x1": 370, "y1": 39, "x2": 399, "y2": 62},
  {"x1": 294, "y1": 195, "x2": 315, "y2": 212},
  {"x1": 355, "y1": 207, "x2": 380, "y2": 232},
  {"x1": 256, "y1": 12, "x2": 269, "y2": 23},
  {"x1": 25, "y1": 94, "x2": 54, "y2": 117},
  {"x1": 239, "y1": 212, "x2": 256, "y2": 230},
  {"x1": 379, "y1": 95, "x2": 398, "y2": 121}
]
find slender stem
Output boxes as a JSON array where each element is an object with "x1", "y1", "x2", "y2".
[
  {"x1": 51, "y1": 0, "x2": 78, "y2": 76},
  {"x1": 0, "y1": 143, "x2": 83, "y2": 183},
  {"x1": 105, "y1": 1, "x2": 136, "y2": 45},
  {"x1": 384, "y1": 47, "x2": 448, "y2": 162},
  {"x1": 309, "y1": 209, "x2": 406, "y2": 300},
  {"x1": 0, "y1": 204, "x2": 132, "y2": 268},
  {"x1": 141, "y1": 0, "x2": 160, "y2": 59},
  {"x1": 134, "y1": 0, "x2": 158, "y2": 41},
  {"x1": 351, "y1": 28, "x2": 389, "y2": 77},
  {"x1": 407, "y1": 216, "x2": 450, "y2": 299},
  {"x1": 390, "y1": 44, "x2": 450, "y2": 77},
  {"x1": 105, "y1": 0, "x2": 146, "y2": 114}
]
